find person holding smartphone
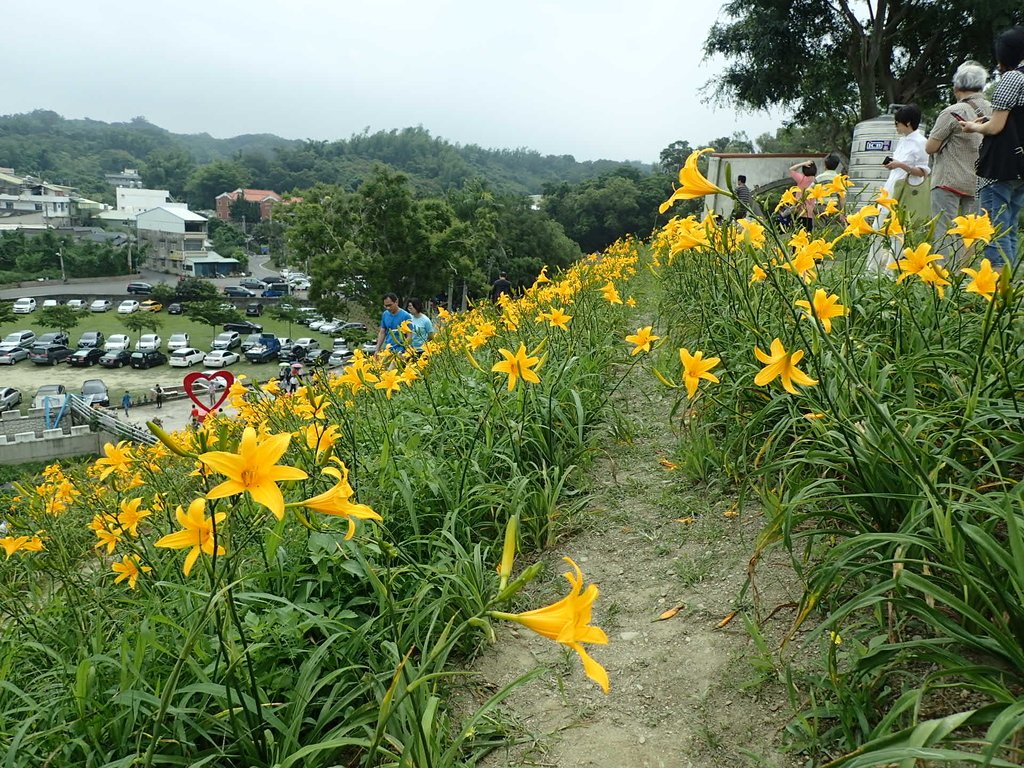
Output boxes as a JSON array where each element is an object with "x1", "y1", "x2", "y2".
[
  {"x1": 964, "y1": 26, "x2": 1024, "y2": 269},
  {"x1": 925, "y1": 62, "x2": 991, "y2": 264}
]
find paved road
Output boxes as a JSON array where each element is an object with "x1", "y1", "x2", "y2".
[{"x1": 0, "y1": 259, "x2": 286, "y2": 301}]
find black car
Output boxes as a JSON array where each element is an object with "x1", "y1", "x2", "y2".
[
  {"x1": 167, "y1": 302, "x2": 184, "y2": 315},
  {"x1": 36, "y1": 331, "x2": 70, "y2": 346},
  {"x1": 77, "y1": 331, "x2": 105, "y2": 349},
  {"x1": 99, "y1": 350, "x2": 132, "y2": 368},
  {"x1": 68, "y1": 347, "x2": 104, "y2": 367},
  {"x1": 245, "y1": 302, "x2": 264, "y2": 317},
  {"x1": 224, "y1": 321, "x2": 263, "y2": 334},
  {"x1": 29, "y1": 343, "x2": 73, "y2": 366},
  {"x1": 130, "y1": 350, "x2": 168, "y2": 369},
  {"x1": 223, "y1": 286, "x2": 255, "y2": 298},
  {"x1": 126, "y1": 281, "x2": 153, "y2": 295}
]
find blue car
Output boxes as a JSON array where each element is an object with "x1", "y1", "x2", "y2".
[{"x1": 262, "y1": 288, "x2": 286, "y2": 298}]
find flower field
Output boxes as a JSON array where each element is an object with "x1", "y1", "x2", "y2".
[
  {"x1": 647, "y1": 154, "x2": 1024, "y2": 765},
  {"x1": 0, "y1": 250, "x2": 637, "y2": 766},
  {"x1": 1, "y1": 148, "x2": 1023, "y2": 766}
]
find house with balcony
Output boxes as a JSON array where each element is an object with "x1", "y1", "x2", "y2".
[
  {"x1": 0, "y1": 167, "x2": 78, "y2": 227},
  {"x1": 136, "y1": 206, "x2": 210, "y2": 274}
]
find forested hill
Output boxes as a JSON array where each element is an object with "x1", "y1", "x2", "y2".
[{"x1": 0, "y1": 110, "x2": 650, "y2": 205}]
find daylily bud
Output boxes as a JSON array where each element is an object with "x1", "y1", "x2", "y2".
[
  {"x1": 498, "y1": 514, "x2": 518, "y2": 590},
  {"x1": 147, "y1": 421, "x2": 194, "y2": 457},
  {"x1": 495, "y1": 561, "x2": 544, "y2": 603}
]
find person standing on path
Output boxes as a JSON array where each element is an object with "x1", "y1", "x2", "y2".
[
  {"x1": 405, "y1": 297, "x2": 434, "y2": 354},
  {"x1": 926, "y1": 61, "x2": 991, "y2": 264},
  {"x1": 154, "y1": 384, "x2": 164, "y2": 409},
  {"x1": 375, "y1": 292, "x2": 413, "y2": 356},
  {"x1": 734, "y1": 175, "x2": 753, "y2": 219},
  {"x1": 490, "y1": 272, "x2": 513, "y2": 303},
  {"x1": 964, "y1": 26, "x2": 1024, "y2": 268},
  {"x1": 121, "y1": 391, "x2": 131, "y2": 417}
]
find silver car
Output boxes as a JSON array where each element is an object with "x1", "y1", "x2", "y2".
[{"x1": 0, "y1": 386, "x2": 22, "y2": 412}]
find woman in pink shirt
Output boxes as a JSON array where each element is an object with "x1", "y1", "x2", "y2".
[{"x1": 788, "y1": 161, "x2": 819, "y2": 230}]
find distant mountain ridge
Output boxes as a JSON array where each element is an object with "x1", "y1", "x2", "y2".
[{"x1": 0, "y1": 110, "x2": 649, "y2": 203}]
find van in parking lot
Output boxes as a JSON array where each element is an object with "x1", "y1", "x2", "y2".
[{"x1": 12, "y1": 298, "x2": 36, "y2": 314}]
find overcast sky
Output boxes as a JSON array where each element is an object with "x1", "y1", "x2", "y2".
[{"x1": 5, "y1": 1, "x2": 784, "y2": 163}]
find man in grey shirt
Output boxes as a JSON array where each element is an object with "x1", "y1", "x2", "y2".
[{"x1": 926, "y1": 61, "x2": 991, "y2": 264}]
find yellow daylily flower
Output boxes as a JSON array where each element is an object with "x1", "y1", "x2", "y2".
[
  {"x1": 491, "y1": 344, "x2": 541, "y2": 391},
  {"x1": 117, "y1": 497, "x2": 151, "y2": 537},
  {"x1": 625, "y1": 326, "x2": 660, "y2": 356},
  {"x1": 875, "y1": 187, "x2": 899, "y2": 210},
  {"x1": 948, "y1": 213, "x2": 995, "y2": 249},
  {"x1": 754, "y1": 339, "x2": 818, "y2": 394},
  {"x1": 532, "y1": 266, "x2": 551, "y2": 286},
  {"x1": 111, "y1": 554, "x2": 151, "y2": 589},
  {"x1": 94, "y1": 441, "x2": 134, "y2": 480},
  {"x1": 736, "y1": 218, "x2": 766, "y2": 248},
  {"x1": 293, "y1": 461, "x2": 383, "y2": 540},
  {"x1": 780, "y1": 250, "x2": 817, "y2": 283},
  {"x1": 154, "y1": 498, "x2": 226, "y2": 577},
  {"x1": 599, "y1": 281, "x2": 622, "y2": 305},
  {"x1": 374, "y1": 369, "x2": 402, "y2": 399},
  {"x1": 889, "y1": 243, "x2": 943, "y2": 284},
  {"x1": 881, "y1": 213, "x2": 904, "y2": 237},
  {"x1": 794, "y1": 289, "x2": 847, "y2": 333},
  {"x1": 917, "y1": 263, "x2": 951, "y2": 297},
  {"x1": 822, "y1": 199, "x2": 842, "y2": 216},
  {"x1": 540, "y1": 307, "x2": 572, "y2": 331},
  {"x1": 841, "y1": 205, "x2": 881, "y2": 238},
  {"x1": 750, "y1": 264, "x2": 767, "y2": 284},
  {"x1": 774, "y1": 186, "x2": 801, "y2": 213},
  {"x1": 679, "y1": 348, "x2": 721, "y2": 398},
  {"x1": 0, "y1": 536, "x2": 31, "y2": 558},
  {"x1": 492, "y1": 557, "x2": 610, "y2": 693},
  {"x1": 200, "y1": 427, "x2": 309, "y2": 520},
  {"x1": 962, "y1": 259, "x2": 999, "y2": 301},
  {"x1": 658, "y1": 148, "x2": 727, "y2": 213}
]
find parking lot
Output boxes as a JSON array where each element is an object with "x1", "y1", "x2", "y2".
[{"x1": 0, "y1": 288, "x2": 373, "y2": 415}]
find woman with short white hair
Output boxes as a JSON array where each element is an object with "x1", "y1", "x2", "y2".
[{"x1": 926, "y1": 61, "x2": 992, "y2": 263}]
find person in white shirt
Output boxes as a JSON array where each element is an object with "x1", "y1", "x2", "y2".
[{"x1": 868, "y1": 104, "x2": 931, "y2": 271}]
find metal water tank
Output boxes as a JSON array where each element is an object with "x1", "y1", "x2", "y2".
[{"x1": 848, "y1": 114, "x2": 903, "y2": 208}]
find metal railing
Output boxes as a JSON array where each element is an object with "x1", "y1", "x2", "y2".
[{"x1": 65, "y1": 394, "x2": 157, "y2": 446}]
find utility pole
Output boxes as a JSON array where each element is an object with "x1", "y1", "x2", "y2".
[{"x1": 58, "y1": 247, "x2": 67, "y2": 283}]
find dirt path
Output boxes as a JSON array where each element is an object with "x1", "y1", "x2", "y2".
[{"x1": 471, "y1": 367, "x2": 800, "y2": 767}]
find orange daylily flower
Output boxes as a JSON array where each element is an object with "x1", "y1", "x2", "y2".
[{"x1": 491, "y1": 557, "x2": 610, "y2": 693}]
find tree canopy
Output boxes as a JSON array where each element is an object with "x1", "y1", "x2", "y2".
[{"x1": 704, "y1": 1, "x2": 1024, "y2": 142}]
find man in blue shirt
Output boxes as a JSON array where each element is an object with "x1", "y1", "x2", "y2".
[{"x1": 375, "y1": 292, "x2": 413, "y2": 355}]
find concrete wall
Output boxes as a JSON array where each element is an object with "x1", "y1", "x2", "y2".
[
  {"x1": 0, "y1": 407, "x2": 124, "y2": 463},
  {"x1": 704, "y1": 153, "x2": 825, "y2": 219},
  {"x1": 0, "y1": 425, "x2": 105, "y2": 464}
]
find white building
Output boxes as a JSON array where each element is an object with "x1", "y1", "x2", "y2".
[
  {"x1": 0, "y1": 167, "x2": 77, "y2": 227},
  {"x1": 136, "y1": 206, "x2": 209, "y2": 274}
]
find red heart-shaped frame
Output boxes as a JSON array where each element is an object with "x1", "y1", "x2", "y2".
[{"x1": 184, "y1": 370, "x2": 235, "y2": 413}]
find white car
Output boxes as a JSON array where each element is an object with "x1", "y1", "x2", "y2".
[
  {"x1": 90, "y1": 299, "x2": 113, "y2": 312},
  {"x1": 308, "y1": 319, "x2": 328, "y2": 331},
  {"x1": 167, "y1": 332, "x2": 191, "y2": 351},
  {"x1": 289, "y1": 279, "x2": 311, "y2": 291},
  {"x1": 12, "y1": 298, "x2": 36, "y2": 314},
  {"x1": 136, "y1": 334, "x2": 162, "y2": 351},
  {"x1": 105, "y1": 334, "x2": 131, "y2": 352},
  {"x1": 204, "y1": 349, "x2": 240, "y2": 367},
  {"x1": 319, "y1": 319, "x2": 344, "y2": 334},
  {"x1": 66, "y1": 299, "x2": 87, "y2": 310},
  {"x1": 169, "y1": 347, "x2": 206, "y2": 367},
  {"x1": 117, "y1": 300, "x2": 140, "y2": 314},
  {"x1": 42, "y1": 299, "x2": 60, "y2": 308}
]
